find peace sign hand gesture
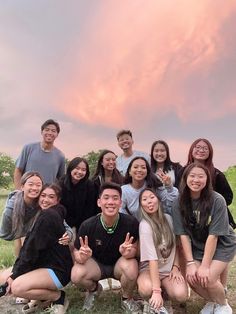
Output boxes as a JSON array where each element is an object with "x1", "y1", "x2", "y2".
[
  {"x1": 76, "y1": 236, "x2": 92, "y2": 264},
  {"x1": 119, "y1": 232, "x2": 136, "y2": 258}
]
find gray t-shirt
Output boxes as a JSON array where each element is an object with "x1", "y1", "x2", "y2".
[
  {"x1": 120, "y1": 183, "x2": 178, "y2": 221},
  {"x1": 15, "y1": 142, "x2": 65, "y2": 184},
  {"x1": 116, "y1": 150, "x2": 150, "y2": 176},
  {"x1": 172, "y1": 191, "x2": 236, "y2": 262},
  {"x1": 139, "y1": 214, "x2": 175, "y2": 276}
]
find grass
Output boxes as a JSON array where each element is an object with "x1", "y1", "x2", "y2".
[{"x1": 0, "y1": 166, "x2": 236, "y2": 313}]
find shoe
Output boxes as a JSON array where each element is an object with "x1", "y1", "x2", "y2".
[
  {"x1": 214, "y1": 302, "x2": 232, "y2": 314},
  {"x1": 22, "y1": 300, "x2": 52, "y2": 313},
  {"x1": 159, "y1": 306, "x2": 169, "y2": 314},
  {"x1": 99, "y1": 279, "x2": 110, "y2": 291},
  {"x1": 121, "y1": 298, "x2": 141, "y2": 313},
  {"x1": 82, "y1": 283, "x2": 102, "y2": 311},
  {"x1": 111, "y1": 278, "x2": 121, "y2": 290},
  {"x1": 47, "y1": 297, "x2": 69, "y2": 314},
  {"x1": 199, "y1": 302, "x2": 215, "y2": 314},
  {"x1": 143, "y1": 302, "x2": 169, "y2": 314}
]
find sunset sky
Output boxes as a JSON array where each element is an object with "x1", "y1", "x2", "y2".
[{"x1": 1, "y1": 0, "x2": 236, "y2": 170}]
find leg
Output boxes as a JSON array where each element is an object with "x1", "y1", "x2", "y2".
[
  {"x1": 137, "y1": 270, "x2": 152, "y2": 299},
  {"x1": 11, "y1": 269, "x2": 60, "y2": 301},
  {"x1": 114, "y1": 257, "x2": 138, "y2": 298},
  {"x1": 71, "y1": 258, "x2": 101, "y2": 291},
  {"x1": 162, "y1": 275, "x2": 188, "y2": 302}
]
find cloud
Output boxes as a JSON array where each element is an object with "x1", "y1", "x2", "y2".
[{"x1": 56, "y1": 1, "x2": 236, "y2": 127}]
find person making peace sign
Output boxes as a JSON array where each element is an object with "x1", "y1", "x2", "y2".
[{"x1": 71, "y1": 182, "x2": 141, "y2": 313}]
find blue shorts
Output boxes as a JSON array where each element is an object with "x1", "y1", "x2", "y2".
[{"x1": 47, "y1": 269, "x2": 65, "y2": 289}]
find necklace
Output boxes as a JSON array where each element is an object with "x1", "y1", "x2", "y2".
[{"x1": 100, "y1": 214, "x2": 120, "y2": 234}]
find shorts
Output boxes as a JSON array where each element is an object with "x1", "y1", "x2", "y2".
[
  {"x1": 47, "y1": 268, "x2": 70, "y2": 289},
  {"x1": 93, "y1": 258, "x2": 115, "y2": 280}
]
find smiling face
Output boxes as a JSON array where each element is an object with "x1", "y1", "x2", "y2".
[
  {"x1": 117, "y1": 133, "x2": 133, "y2": 151},
  {"x1": 39, "y1": 187, "x2": 59, "y2": 210},
  {"x1": 71, "y1": 161, "x2": 87, "y2": 184},
  {"x1": 97, "y1": 188, "x2": 122, "y2": 218},
  {"x1": 22, "y1": 175, "x2": 43, "y2": 203},
  {"x1": 192, "y1": 140, "x2": 210, "y2": 162},
  {"x1": 152, "y1": 143, "x2": 167, "y2": 165},
  {"x1": 187, "y1": 166, "x2": 207, "y2": 198},
  {"x1": 129, "y1": 158, "x2": 147, "y2": 182},
  {"x1": 102, "y1": 152, "x2": 116, "y2": 171},
  {"x1": 140, "y1": 190, "x2": 159, "y2": 215},
  {"x1": 41, "y1": 123, "x2": 58, "y2": 144}
]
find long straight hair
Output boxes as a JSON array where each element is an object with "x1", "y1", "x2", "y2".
[
  {"x1": 12, "y1": 171, "x2": 43, "y2": 238},
  {"x1": 150, "y1": 140, "x2": 173, "y2": 173},
  {"x1": 139, "y1": 188, "x2": 175, "y2": 259},
  {"x1": 179, "y1": 163, "x2": 213, "y2": 229}
]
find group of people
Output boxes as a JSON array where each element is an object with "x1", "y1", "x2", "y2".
[{"x1": 0, "y1": 119, "x2": 235, "y2": 314}]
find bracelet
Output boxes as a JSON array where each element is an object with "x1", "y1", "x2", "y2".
[
  {"x1": 172, "y1": 264, "x2": 180, "y2": 271},
  {"x1": 152, "y1": 288, "x2": 162, "y2": 294},
  {"x1": 186, "y1": 261, "x2": 195, "y2": 266}
]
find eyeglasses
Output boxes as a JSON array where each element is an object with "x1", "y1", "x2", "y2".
[{"x1": 194, "y1": 145, "x2": 209, "y2": 152}]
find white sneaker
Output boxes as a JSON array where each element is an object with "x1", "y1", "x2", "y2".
[
  {"x1": 111, "y1": 278, "x2": 121, "y2": 290},
  {"x1": 99, "y1": 279, "x2": 110, "y2": 291},
  {"x1": 82, "y1": 283, "x2": 102, "y2": 311},
  {"x1": 214, "y1": 302, "x2": 232, "y2": 314},
  {"x1": 199, "y1": 302, "x2": 215, "y2": 314}
]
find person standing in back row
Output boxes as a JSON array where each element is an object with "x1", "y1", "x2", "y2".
[
  {"x1": 116, "y1": 129, "x2": 150, "y2": 176},
  {"x1": 14, "y1": 119, "x2": 65, "y2": 188}
]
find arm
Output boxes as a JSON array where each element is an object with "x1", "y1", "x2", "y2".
[
  {"x1": 58, "y1": 220, "x2": 73, "y2": 245},
  {"x1": 0, "y1": 192, "x2": 16, "y2": 240},
  {"x1": 149, "y1": 260, "x2": 163, "y2": 310},
  {"x1": 13, "y1": 168, "x2": 23, "y2": 190},
  {"x1": 180, "y1": 235, "x2": 198, "y2": 285},
  {"x1": 156, "y1": 185, "x2": 179, "y2": 215},
  {"x1": 214, "y1": 170, "x2": 233, "y2": 205},
  {"x1": 119, "y1": 234, "x2": 138, "y2": 259},
  {"x1": 73, "y1": 236, "x2": 92, "y2": 264}
]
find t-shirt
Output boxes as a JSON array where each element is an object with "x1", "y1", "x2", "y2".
[
  {"x1": 15, "y1": 142, "x2": 65, "y2": 184},
  {"x1": 120, "y1": 183, "x2": 178, "y2": 221},
  {"x1": 172, "y1": 191, "x2": 236, "y2": 262},
  {"x1": 74, "y1": 213, "x2": 139, "y2": 266},
  {"x1": 116, "y1": 150, "x2": 150, "y2": 176},
  {"x1": 139, "y1": 214, "x2": 175, "y2": 276}
]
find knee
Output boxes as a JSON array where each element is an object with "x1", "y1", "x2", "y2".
[
  {"x1": 171, "y1": 288, "x2": 188, "y2": 303},
  {"x1": 71, "y1": 264, "x2": 87, "y2": 284},
  {"x1": 119, "y1": 259, "x2": 138, "y2": 281},
  {"x1": 11, "y1": 280, "x2": 25, "y2": 296},
  {"x1": 137, "y1": 278, "x2": 152, "y2": 298}
]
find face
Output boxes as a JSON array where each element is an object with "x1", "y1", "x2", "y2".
[
  {"x1": 152, "y1": 143, "x2": 167, "y2": 164},
  {"x1": 71, "y1": 161, "x2": 87, "y2": 183},
  {"x1": 22, "y1": 175, "x2": 43, "y2": 201},
  {"x1": 140, "y1": 190, "x2": 159, "y2": 215},
  {"x1": 97, "y1": 188, "x2": 122, "y2": 217},
  {"x1": 129, "y1": 159, "x2": 147, "y2": 182},
  {"x1": 39, "y1": 187, "x2": 59, "y2": 210},
  {"x1": 41, "y1": 124, "x2": 58, "y2": 144},
  {"x1": 192, "y1": 140, "x2": 209, "y2": 162},
  {"x1": 102, "y1": 152, "x2": 116, "y2": 171},
  {"x1": 117, "y1": 134, "x2": 133, "y2": 151},
  {"x1": 187, "y1": 167, "x2": 207, "y2": 197}
]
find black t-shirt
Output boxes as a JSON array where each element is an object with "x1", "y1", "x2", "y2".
[{"x1": 74, "y1": 213, "x2": 139, "y2": 266}]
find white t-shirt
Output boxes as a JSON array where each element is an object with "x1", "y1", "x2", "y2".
[{"x1": 116, "y1": 150, "x2": 150, "y2": 176}]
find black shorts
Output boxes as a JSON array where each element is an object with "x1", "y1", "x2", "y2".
[{"x1": 93, "y1": 258, "x2": 115, "y2": 279}]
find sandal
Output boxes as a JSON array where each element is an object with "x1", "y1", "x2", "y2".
[
  {"x1": 15, "y1": 297, "x2": 29, "y2": 304},
  {"x1": 22, "y1": 299, "x2": 51, "y2": 313}
]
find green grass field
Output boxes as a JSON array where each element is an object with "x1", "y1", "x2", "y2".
[{"x1": 0, "y1": 166, "x2": 236, "y2": 313}]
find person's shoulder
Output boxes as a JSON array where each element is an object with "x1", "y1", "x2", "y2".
[
  {"x1": 22, "y1": 142, "x2": 39, "y2": 150},
  {"x1": 52, "y1": 146, "x2": 65, "y2": 157},
  {"x1": 120, "y1": 212, "x2": 139, "y2": 225},
  {"x1": 212, "y1": 191, "x2": 225, "y2": 202},
  {"x1": 82, "y1": 214, "x2": 100, "y2": 226},
  {"x1": 133, "y1": 150, "x2": 150, "y2": 158}
]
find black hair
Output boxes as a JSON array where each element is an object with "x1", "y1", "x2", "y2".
[
  {"x1": 41, "y1": 119, "x2": 60, "y2": 133},
  {"x1": 99, "y1": 182, "x2": 122, "y2": 198}
]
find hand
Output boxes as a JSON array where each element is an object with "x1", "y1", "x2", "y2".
[
  {"x1": 6, "y1": 277, "x2": 13, "y2": 295},
  {"x1": 197, "y1": 264, "x2": 210, "y2": 288},
  {"x1": 169, "y1": 266, "x2": 184, "y2": 284},
  {"x1": 186, "y1": 263, "x2": 198, "y2": 286},
  {"x1": 119, "y1": 233, "x2": 134, "y2": 257},
  {"x1": 78, "y1": 236, "x2": 92, "y2": 263},
  {"x1": 58, "y1": 232, "x2": 70, "y2": 245},
  {"x1": 157, "y1": 169, "x2": 171, "y2": 187},
  {"x1": 149, "y1": 291, "x2": 163, "y2": 310}
]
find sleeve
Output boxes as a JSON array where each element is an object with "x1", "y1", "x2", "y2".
[
  {"x1": 209, "y1": 194, "x2": 230, "y2": 236},
  {"x1": 86, "y1": 181, "x2": 100, "y2": 216},
  {"x1": 0, "y1": 193, "x2": 16, "y2": 240},
  {"x1": 156, "y1": 186, "x2": 179, "y2": 215},
  {"x1": 214, "y1": 170, "x2": 233, "y2": 206},
  {"x1": 63, "y1": 220, "x2": 73, "y2": 241},
  {"x1": 139, "y1": 220, "x2": 158, "y2": 262},
  {"x1": 173, "y1": 163, "x2": 183, "y2": 188},
  {"x1": 172, "y1": 198, "x2": 187, "y2": 235},
  {"x1": 120, "y1": 186, "x2": 128, "y2": 215},
  {"x1": 74, "y1": 221, "x2": 88, "y2": 250},
  {"x1": 15, "y1": 144, "x2": 29, "y2": 171}
]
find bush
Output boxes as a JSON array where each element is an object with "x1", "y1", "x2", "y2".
[{"x1": 0, "y1": 153, "x2": 15, "y2": 189}]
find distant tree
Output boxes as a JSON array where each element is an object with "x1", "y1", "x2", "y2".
[
  {"x1": 83, "y1": 150, "x2": 103, "y2": 178},
  {"x1": 0, "y1": 153, "x2": 15, "y2": 189}
]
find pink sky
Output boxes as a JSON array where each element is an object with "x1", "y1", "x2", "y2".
[{"x1": 1, "y1": 1, "x2": 236, "y2": 170}]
